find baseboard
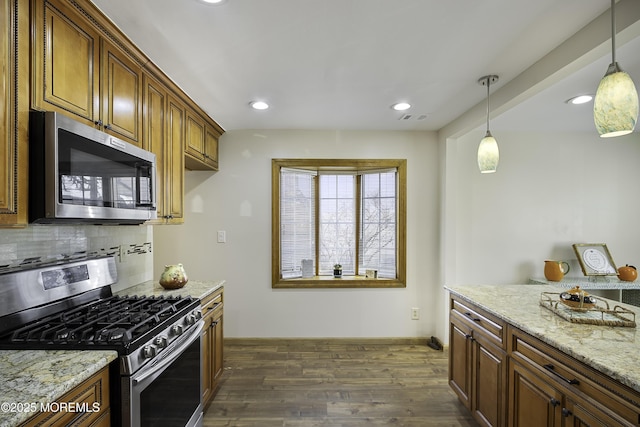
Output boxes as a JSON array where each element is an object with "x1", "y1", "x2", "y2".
[{"x1": 223, "y1": 337, "x2": 430, "y2": 346}]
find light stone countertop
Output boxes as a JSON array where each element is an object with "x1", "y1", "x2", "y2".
[
  {"x1": 445, "y1": 283, "x2": 640, "y2": 393},
  {"x1": 0, "y1": 350, "x2": 117, "y2": 427},
  {"x1": 116, "y1": 279, "x2": 225, "y2": 300}
]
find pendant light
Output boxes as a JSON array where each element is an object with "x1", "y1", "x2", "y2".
[
  {"x1": 477, "y1": 75, "x2": 499, "y2": 173},
  {"x1": 593, "y1": 0, "x2": 639, "y2": 137}
]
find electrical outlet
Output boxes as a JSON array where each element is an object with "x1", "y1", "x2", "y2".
[{"x1": 411, "y1": 307, "x2": 419, "y2": 320}]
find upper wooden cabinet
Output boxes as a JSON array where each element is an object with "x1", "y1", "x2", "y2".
[
  {"x1": 0, "y1": 0, "x2": 29, "y2": 227},
  {"x1": 142, "y1": 72, "x2": 186, "y2": 225},
  {"x1": 185, "y1": 106, "x2": 221, "y2": 171},
  {"x1": 31, "y1": 0, "x2": 142, "y2": 147}
]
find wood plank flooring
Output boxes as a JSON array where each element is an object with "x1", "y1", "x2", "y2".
[{"x1": 203, "y1": 339, "x2": 478, "y2": 427}]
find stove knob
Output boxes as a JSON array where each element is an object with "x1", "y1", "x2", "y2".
[
  {"x1": 142, "y1": 345, "x2": 156, "y2": 359},
  {"x1": 193, "y1": 310, "x2": 203, "y2": 320},
  {"x1": 171, "y1": 324, "x2": 183, "y2": 336},
  {"x1": 186, "y1": 314, "x2": 196, "y2": 325},
  {"x1": 154, "y1": 336, "x2": 168, "y2": 348}
]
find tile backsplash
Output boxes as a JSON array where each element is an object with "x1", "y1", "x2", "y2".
[{"x1": 0, "y1": 224, "x2": 154, "y2": 291}]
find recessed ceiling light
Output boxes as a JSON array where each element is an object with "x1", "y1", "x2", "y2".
[
  {"x1": 566, "y1": 95, "x2": 593, "y2": 105},
  {"x1": 391, "y1": 102, "x2": 411, "y2": 111},
  {"x1": 199, "y1": 0, "x2": 226, "y2": 5},
  {"x1": 249, "y1": 101, "x2": 269, "y2": 110}
]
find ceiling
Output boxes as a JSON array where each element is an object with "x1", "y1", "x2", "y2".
[{"x1": 91, "y1": 0, "x2": 640, "y2": 135}]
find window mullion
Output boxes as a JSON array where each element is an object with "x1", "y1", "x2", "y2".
[
  {"x1": 314, "y1": 175, "x2": 319, "y2": 276},
  {"x1": 355, "y1": 174, "x2": 361, "y2": 276}
]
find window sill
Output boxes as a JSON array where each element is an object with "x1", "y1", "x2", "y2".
[{"x1": 273, "y1": 276, "x2": 406, "y2": 289}]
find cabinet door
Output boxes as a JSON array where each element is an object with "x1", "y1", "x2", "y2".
[
  {"x1": 201, "y1": 312, "x2": 214, "y2": 406},
  {"x1": 212, "y1": 311, "x2": 224, "y2": 383},
  {"x1": 165, "y1": 95, "x2": 185, "y2": 223},
  {"x1": 564, "y1": 396, "x2": 634, "y2": 427},
  {"x1": 0, "y1": 0, "x2": 28, "y2": 226},
  {"x1": 204, "y1": 125, "x2": 220, "y2": 170},
  {"x1": 185, "y1": 108, "x2": 206, "y2": 161},
  {"x1": 509, "y1": 360, "x2": 562, "y2": 427},
  {"x1": 449, "y1": 318, "x2": 472, "y2": 408},
  {"x1": 32, "y1": 0, "x2": 99, "y2": 123},
  {"x1": 472, "y1": 337, "x2": 506, "y2": 427},
  {"x1": 102, "y1": 40, "x2": 142, "y2": 146},
  {"x1": 142, "y1": 73, "x2": 166, "y2": 221}
]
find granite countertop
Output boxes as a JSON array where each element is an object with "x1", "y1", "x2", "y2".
[
  {"x1": 0, "y1": 350, "x2": 117, "y2": 427},
  {"x1": 445, "y1": 283, "x2": 640, "y2": 393},
  {"x1": 116, "y1": 279, "x2": 224, "y2": 300}
]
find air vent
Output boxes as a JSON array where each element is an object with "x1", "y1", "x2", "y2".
[{"x1": 398, "y1": 114, "x2": 427, "y2": 121}]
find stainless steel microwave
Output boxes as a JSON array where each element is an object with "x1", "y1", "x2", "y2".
[{"x1": 29, "y1": 111, "x2": 157, "y2": 224}]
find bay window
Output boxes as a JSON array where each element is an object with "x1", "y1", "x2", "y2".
[{"x1": 272, "y1": 159, "x2": 406, "y2": 288}]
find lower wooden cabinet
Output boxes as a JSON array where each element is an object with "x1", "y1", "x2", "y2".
[
  {"x1": 201, "y1": 287, "x2": 224, "y2": 409},
  {"x1": 21, "y1": 366, "x2": 110, "y2": 427},
  {"x1": 449, "y1": 296, "x2": 507, "y2": 427},
  {"x1": 449, "y1": 295, "x2": 640, "y2": 427},
  {"x1": 509, "y1": 328, "x2": 638, "y2": 427}
]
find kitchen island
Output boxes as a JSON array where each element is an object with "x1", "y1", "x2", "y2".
[{"x1": 446, "y1": 283, "x2": 640, "y2": 427}]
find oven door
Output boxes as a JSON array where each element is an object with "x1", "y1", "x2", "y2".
[{"x1": 123, "y1": 321, "x2": 204, "y2": 427}]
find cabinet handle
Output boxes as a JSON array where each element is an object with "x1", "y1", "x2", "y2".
[
  {"x1": 95, "y1": 120, "x2": 103, "y2": 127},
  {"x1": 550, "y1": 398, "x2": 560, "y2": 407},
  {"x1": 561, "y1": 408, "x2": 572, "y2": 418},
  {"x1": 543, "y1": 364, "x2": 579, "y2": 385},
  {"x1": 104, "y1": 124, "x2": 111, "y2": 130},
  {"x1": 464, "y1": 312, "x2": 481, "y2": 322}
]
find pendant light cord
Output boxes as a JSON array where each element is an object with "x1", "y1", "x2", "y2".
[
  {"x1": 485, "y1": 77, "x2": 491, "y2": 133},
  {"x1": 611, "y1": 0, "x2": 616, "y2": 64}
]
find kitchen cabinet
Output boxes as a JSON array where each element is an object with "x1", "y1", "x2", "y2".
[
  {"x1": 508, "y1": 327, "x2": 638, "y2": 427},
  {"x1": 21, "y1": 366, "x2": 110, "y2": 427},
  {"x1": 449, "y1": 296, "x2": 507, "y2": 427},
  {"x1": 0, "y1": 0, "x2": 28, "y2": 227},
  {"x1": 448, "y1": 290, "x2": 640, "y2": 427},
  {"x1": 185, "y1": 107, "x2": 221, "y2": 171},
  {"x1": 31, "y1": 0, "x2": 142, "y2": 147},
  {"x1": 201, "y1": 287, "x2": 224, "y2": 409},
  {"x1": 142, "y1": 72, "x2": 184, "y2": 224}
]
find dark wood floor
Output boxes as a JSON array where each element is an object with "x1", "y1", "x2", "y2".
[{"x1": 203, "y1": 339, "x2": 479, "y2": 427}]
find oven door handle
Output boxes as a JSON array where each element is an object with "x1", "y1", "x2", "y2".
[{"x1": 133, "y1": 320, "x2": 203, "y2": 385}]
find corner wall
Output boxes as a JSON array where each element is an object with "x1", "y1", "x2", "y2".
[{"x1": 153, "y1": 129, "x2": 440, "y2": 338}]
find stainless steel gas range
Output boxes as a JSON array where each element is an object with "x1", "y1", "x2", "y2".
[{"x1": 0, "y1": 256, "x2": 204, "y2": 427}]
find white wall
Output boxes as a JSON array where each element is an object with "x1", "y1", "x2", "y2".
[
  {"x1": 447, "y1": 129, "x2": 640, "y2": 286},
  {"x1": 154, "y1": 129, "x2": 440, "y2": 338}
]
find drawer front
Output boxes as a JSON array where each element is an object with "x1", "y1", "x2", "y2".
[
  {"x1": 510, "y1": 328, "x2": 640, "y2": 425},
  {"x1": 201, "y1": 290, "x2": 223, "y2": 317},
  {"x1": 451, "y1": 297, "x2": 505, "y2": 346}
]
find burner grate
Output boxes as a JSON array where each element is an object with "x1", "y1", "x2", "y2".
[{"x1": 6, "y1": 295, "x2": 197, "y2": 351}]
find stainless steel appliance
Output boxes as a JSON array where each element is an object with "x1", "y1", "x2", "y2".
[
  {"x1": 0, "y1": 256, "x2": 203, "y2": 427},
  {"x1": 29, "y1": 111, "x2": 157, "y2": 224}
]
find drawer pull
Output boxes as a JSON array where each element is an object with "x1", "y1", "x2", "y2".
[
  {"x1": 464, "y1": 312, "x2": 481, "y2": 322},
  {"x1": 544, "y1": 364, "x2": 579, "y2": 385}
]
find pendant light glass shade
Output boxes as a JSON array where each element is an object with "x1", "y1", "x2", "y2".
[
  {"x1": 477, "y1": 75, "x2": 499, "y2": 173},
  {"x1": 594, "y1": 63, "x2": 639, "y2": 137},
  {"x1": 593, "y1": 0, "x2": 639, "y2": 137},
  {"x1": 478, "y1": 131, "x2": 499, "y2": 173}
]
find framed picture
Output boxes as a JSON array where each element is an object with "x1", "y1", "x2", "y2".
[{"x1": 572, "y1": 243, "x2": 617, "y2": 276}]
